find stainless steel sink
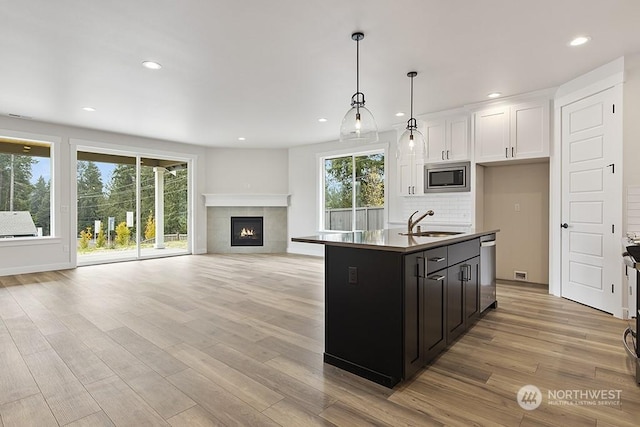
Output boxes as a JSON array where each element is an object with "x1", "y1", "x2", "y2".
[{"x1": 399, "y1": 231, "x2": 463, "y2": 237}]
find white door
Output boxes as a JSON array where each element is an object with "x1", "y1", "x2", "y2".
[{"x1": 561, "y1": 88, "x2": 621, "y2": 314}]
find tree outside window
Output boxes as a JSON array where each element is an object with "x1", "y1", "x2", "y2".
[{"x1": 324, "y1": 152, "x2": 384, "y2": 231}]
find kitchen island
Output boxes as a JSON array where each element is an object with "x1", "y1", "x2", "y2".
[{"x1": 292, "y1": 228, "x2": 498, "y2": 387}]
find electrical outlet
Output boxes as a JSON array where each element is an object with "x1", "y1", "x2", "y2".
[
  {"x1": 348, "y1": 267, "x2": 358, "y2": 284},
  {"x1": 514, "y1": 203, "x2": 521, "y2": 212}
]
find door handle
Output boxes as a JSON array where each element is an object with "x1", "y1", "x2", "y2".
[
  {"x1": 561, "y1": 223, "x2": 569, "y2": 229},
  {"x1": 442, "y1": 151, "x2": 445, "y2": 160},
  {"x1": 446, "y1": 150, "x2": 450, "y2": 160}
]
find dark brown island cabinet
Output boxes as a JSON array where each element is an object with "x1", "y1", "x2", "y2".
[{"x1": 291, "y1": 230, "x2": 498, "y2": 388}]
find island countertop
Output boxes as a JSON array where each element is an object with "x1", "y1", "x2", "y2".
[{"x1": 291, "y1": 228, "x2": 499, "y2": 253}]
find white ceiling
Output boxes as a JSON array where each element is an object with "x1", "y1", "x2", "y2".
[{"x1": 1, "y1": 1, "x2": 639, "y2": 149}]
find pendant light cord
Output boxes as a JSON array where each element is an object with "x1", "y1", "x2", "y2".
[
  {"x1": 410, "y1": 74, "x2": 413, "y2": 121},
  {"x1": 356, "y1": 37, "x2": 360, "y2": 97}
]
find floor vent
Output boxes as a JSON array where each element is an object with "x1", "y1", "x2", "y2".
[{"x1": 514, "y1": 271, "x2": 528, "y2": 281}]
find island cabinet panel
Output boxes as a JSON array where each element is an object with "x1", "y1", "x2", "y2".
[
  {"x1": 404, "y1": 247, "x2": 449, "y2": 380},
  {"x1": 317, "y1": 235, "x2": 486, "y2": 388},
  {"x1": 423, "y1": 270, "x2": 447, "y2": 361},
  {"x1": 446, "y1": 264, "x2": 466, "y2": 343},
  {"x1": 404, "y1": 252, "x2": 425, "y2": 380},
  {"x1": 465, "y1": 257, "x2": 480, "y2": 323},
  {"x1": 324, "y1": 245, "x2": 404, "y2": 388}
]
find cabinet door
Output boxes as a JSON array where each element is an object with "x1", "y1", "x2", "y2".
[
  {"x1": 404, "y1": 253, "x2": 424, "y2": 379},
  {"x1": 423, "y1": 271, "x2": 447, "y2": 362},
  {"x1": 464, "y1": 257, "x2": 480, "y2": 324},
  {"x1": 447, "y1": 115, "x2": 469, "y2": 161},
  {"x1": 474, "y1": 106, "x2": 510, "y2": 163},
  {"x1": 446, "y1": 264, "x2": 466, "y2": 344},
  {"x1": 511, "y1": 100, "x2": 549, "y2": 159},
  {"x1": 398, "y1": 159, "x2": 414, "y2": 196},
  {"x1": 425, "y1": 119, "x2": 447, "y2": 163}
]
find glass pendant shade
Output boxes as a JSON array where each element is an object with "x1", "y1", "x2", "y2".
[
  {"x1": 340, "y1": 32, "x2": 378, "y2": 143},
  {"x1": 397, "y1": 127, "x2": 426, "y2": 161},
  {"x1": 340, "y1": 104, "x2": 378, "y2": 143}
]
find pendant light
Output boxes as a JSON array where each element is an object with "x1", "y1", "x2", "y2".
[
  {"x1": 396, "y1": 71, "x2": 426, "y2": 161},
  {"x1": 340, "y1": 32, "x2": 378, "y2": 143}
]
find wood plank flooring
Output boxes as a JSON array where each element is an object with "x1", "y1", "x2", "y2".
[{"x1": 0, "y1": 253, "x2": 638, "y2": 426}]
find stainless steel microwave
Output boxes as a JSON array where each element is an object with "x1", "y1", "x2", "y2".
[{"x1": 424, "y1": 161, "x2": 470, "y2": 193}]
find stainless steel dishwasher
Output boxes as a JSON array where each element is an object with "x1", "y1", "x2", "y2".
[{"x1": 480, "y1": 234, "x2": 497, "y2": 312}]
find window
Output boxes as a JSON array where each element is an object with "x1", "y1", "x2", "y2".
[
  {"x1": 323, "y1": 151, "x2": 384, "y2": 231},
  {"x1": 76, "y1": 149, "x2": 189, "y2": 264},
  {"x1": 0, "y1": 137, "x2": 51, "y2": 238}
]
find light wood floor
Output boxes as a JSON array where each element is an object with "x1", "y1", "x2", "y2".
[{"x1": 0, "y1": 254, "x2": 638, "y2": 426}]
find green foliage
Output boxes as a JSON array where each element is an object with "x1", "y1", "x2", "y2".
[
  {"x1": 95, "y1": 223, "x2": 107, "y2": 248},
  {"x1": 325, "y1": 153, "x2": 384, "y2": 209},
  {"x1": 115, "y1": 221, "x2": 131, "y2": 246},
  {"x1": 77, "y1": 161, "x2": 104, "y2": 233},
  {"x1": 79, "y1": 226, "x2": 92, "y2": 250},
  {"x1": 30, "y1": 176, "x2": 51, "y2": 235},
  {"x1": 144, "y1": 212, "x2": 155, "y2": 240},
  {"x1": 0, "y1": 153, "x2": 36, "y2": 211}
]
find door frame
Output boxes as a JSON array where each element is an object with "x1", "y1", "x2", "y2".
[
  {"x1": 70, "y1": 138, "x2": 196, "y2": 267},
  {"x1": 550, "y1": 57, "x2": 625, "y2": 318}
]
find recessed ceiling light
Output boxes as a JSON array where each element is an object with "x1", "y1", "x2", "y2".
[
  {"x1": 395, "y1": 112, "x2": 405, "y2": 117},
  {"x1": 318, "y1": 118, "x2": 328, "y2": 123},
  {"x1": 569, "y1": 36, "x2": 591, "y2": 47},
  {"x1": 487, "y1": 92, "x2": 502, "y2": 99},
  {"x1": 82, "y1": 107, "x2": 96, "y2": 112},
  {"x1": 238, "y1": 137, "x2": 246, "y2": 141},
  {"x1": 142, "y1": 61, "x2": 162, "y2": 70}
]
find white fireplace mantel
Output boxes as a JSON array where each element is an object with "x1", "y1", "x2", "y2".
[{"x1": 202, "y1": 193, "x2": 290, "y2": 207}]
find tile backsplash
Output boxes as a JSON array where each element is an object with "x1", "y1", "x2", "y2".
[
  {"x1": 396, "y1": 193, "x2": 473, "y2": 226},
  {"x1": 627, "y1": 186, "x2": 640, "y2": 235}
]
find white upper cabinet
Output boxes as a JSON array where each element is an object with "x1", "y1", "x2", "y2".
[
  {"x1": 474, "y1": 98, "x2": 549, "y2": 163},
  {"x1": 397, "y1": 125, "x2": 426, "y2": 196},
  {"x1": 425, "y1": 114, "x2": 469, "y2": 163}
]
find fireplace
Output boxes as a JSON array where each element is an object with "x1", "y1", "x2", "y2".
[{"x1": 231, "y1": 216, "x2": 264, "y2": 246}]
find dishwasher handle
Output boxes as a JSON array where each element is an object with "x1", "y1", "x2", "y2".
[{"x1": 480, "y1": 240, "x2": 496, "y2": 247}]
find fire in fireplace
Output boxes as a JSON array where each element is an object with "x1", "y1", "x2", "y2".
[{"x1": 231, "y1": 216, "x2": 264, "y2": 246}]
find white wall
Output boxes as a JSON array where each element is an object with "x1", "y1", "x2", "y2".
[
  {"x1": 287, "y1": 131, "x2": 394, "y2": 256},
  {"x1": 0, "y1": 117, "x2": 208, "y2": 276},
  {"x1": 483, "y1": 162, "x2": 550, "y2": 284},
  {"x1": 205, "y1": 148, "x2": 288, "y2": 194}
]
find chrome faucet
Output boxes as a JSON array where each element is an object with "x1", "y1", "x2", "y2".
[{"x1": 408, "y1": 210, "x2": 434, "y2": 234}]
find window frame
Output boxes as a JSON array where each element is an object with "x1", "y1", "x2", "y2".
[
  {"x1": 318, "y1": 144, "x2": 388, "y2": 232},
  {"x1": 0, "y1": 129, "x2": 60, "y2": 242}
]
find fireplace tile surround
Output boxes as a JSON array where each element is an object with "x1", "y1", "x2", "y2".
[{"x1": 207, "y1": 207, "x2": 287, "y2": 253}]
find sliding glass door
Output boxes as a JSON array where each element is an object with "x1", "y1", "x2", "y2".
[
  {"x1": 77, "y1": 150, "x2": 189, "y2": 265},
  {"x1": 139, "y1": 158, "x2": 188, "y2": 258}
]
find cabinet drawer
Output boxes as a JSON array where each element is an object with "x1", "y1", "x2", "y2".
[
  {"x1": 448, "y1": 238, "x2": 480, "y2": 265},
  {"x1": 425, "y1": 247, "x2": 448, "y2": 274}
]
